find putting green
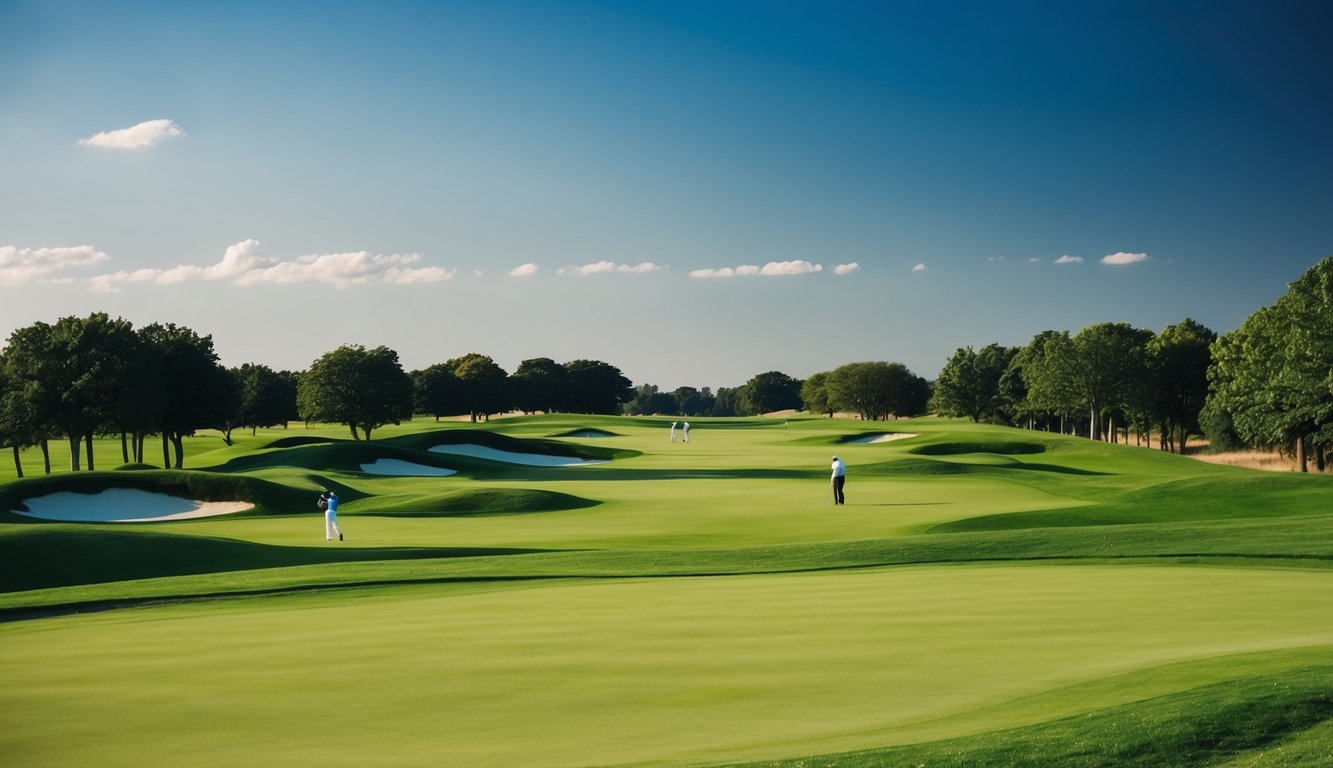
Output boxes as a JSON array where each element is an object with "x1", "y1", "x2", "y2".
[{"x1": 3, "y1": 563, "x2": 1330, "y2": 768}]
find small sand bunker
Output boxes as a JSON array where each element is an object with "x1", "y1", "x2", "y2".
[
  {"x1": 848, "y1": 433, "x2": 919, "y2": 444},
  {"x1": 429, "y1": 443, "x2": 608, "y2": 466},
  {"x1": 14, "y1": 488, "x2": 253, "y2": 523},
  {"x1": 360, "y1": 459, "x2": 458, "y2": 476}
]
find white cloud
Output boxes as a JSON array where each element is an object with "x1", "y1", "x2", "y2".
[
  {"x1": 0, "y1": 245, "x2": 109, "y2": 285},
  {"x1": 833, "y1": 262, "x2": 860, "y2": 275},
  {"x1": 912, "y1": 263, "x2": 927, "y2": 272},
  {"x1": 1028, "y1": 257, "x2": 1041, "y2": 263},
  {"x1": 1101, "y1": 251, "x2": 1148, "y2": 265},
  {"x1": 987, "y1": 256, "x2": 1005, "y2": 262},
  {"x1": 87, "y1": 240, "x2": 454, "y2": 292},
  {"x1": 509, "y1": 263, "x2": 539, "y2": 277},
  {"x1": 78, "y1": 119, "x2": 185, "y2": 150},
  {"x1": 690, "y1": 261, "x2": 822, "y2": 278},
  {"x1": 558, "y1": 261, "x2": 663, "y2": 276},
  {"x1": 1055, "y1": 255, "x2": 1084, "y2": 264}
]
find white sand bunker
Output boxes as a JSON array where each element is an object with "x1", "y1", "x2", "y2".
[
  {"x1": 360, "y1": 459, "x2": 458, "y2": 476},
  {"x1": 848, "y1": 432, "x2": 919, "y2": 444},
  {"x1": 14, "y1": 488, "x2": 253, "y2": 523},
  {"x1": 429, "y1": 443, "x2": 608, "y2": 466}
]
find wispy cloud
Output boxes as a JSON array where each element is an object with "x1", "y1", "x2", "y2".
[
  {"x1": 1101, "y1": 251, "x2": 1148, "y2": 265},
  {"x1": 690, "y1": 260, "x2": 823, "y2": 278},
  {"x1": 1055, "y1": 255, "x2": 1084, "y2": 264},
  {"x1": 833, "y1": 262, "x2": 859, "y2": 275},
  {"x1": 88, "y1": 240, "x2": 455, "y2": 292},
  {"x1": 509, "y1": 263, "x2": 539, "y2": 277},
  {"x1": 558, "y1": 261, "x2": 663, "y2": 276},
  {"x1": 1028, "y1": 257, "x2": 1041, "y2": 263},
  {"x1": 78, "y1": 119, "x2": 185, "y2": 150},
  {"x1": 0, "y1": 245, "x2": 109, "y2": 285},
  {"x1": 912, "y1": 263, "x2": 927, "y2": 272}
]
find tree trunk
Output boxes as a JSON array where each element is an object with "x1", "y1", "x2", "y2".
[
  {"x1": 121, "y1": 432, "x2": 130, "y2": 464},
  {"x1": 1297, "y1": 435, "x2": 1307, "y2": 473},
  {"x1": 1089, "y1": 408, "x2": 1099, "y2": 441},
  {"x1": 86, "y1": 433, "x2": 95, "y2": 471},
  {"x1": 350, "y1": 424, "x2": 361, "y2": 441},
  {"x1": 41, "y1": 438, "x2": 50, "y2": 474},
  {"x1": 363, "y1": 424, "x2": 373, "y2": 441},
  {"x1": 162, "y1": 433, "x2": 171, "y2": 468},
  {"x1": 69, "y1": 434, "x2": 82, "y2": 472},
  {"x1": 172, "y1": 434, "x2": 185, "y2": 469},
  {"x1": 12, "y1": 445, "x2": 23, "y2": 478}
]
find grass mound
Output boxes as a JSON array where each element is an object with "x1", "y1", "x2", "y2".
[
  {"x1": 547, "y1": 427, "x2": 620, "y2": 438},
  {"x1": 263, "y1": 435, "x2": 335, "y2": 449},
  {"x1": 364, "y1": 487, "x2": 600, "y2": 517},
  {"x1": 0, "y1": 470, "x2": 306, "y2": 522},
  {"x1": 911, "y1": 439, "x2": 1047, "y2": 456}
]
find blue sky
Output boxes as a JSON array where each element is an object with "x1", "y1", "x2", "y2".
[{"x1": 2, "y1": 0, "x2": 1330, "y2": 390}]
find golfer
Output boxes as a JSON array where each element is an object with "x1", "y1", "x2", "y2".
[
  {"x1": 830, "y1": 455, "x2": 846, "y2": 505},
  {"x1": 682, "y1": 421, "x2": 690, "y2": 443},
  {"x1": 670, "y1": 421, "x2": 678, "y2": 442},
  {"x1": 321, "y1": 491, "x2": 344, "y2": 541}
]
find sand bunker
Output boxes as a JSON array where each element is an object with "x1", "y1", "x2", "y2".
[
  {"x1": 13, "y1": 488, "x2": 253, "y2": 523},
  {"x1": 360, "y1": 459, "x2": 458, "y2": 476},
  {"x1": 429, "y1": 444, "x2": 608, "y2": 466},
  {"x1": 848, "y1": 433, "x2": 919, "y2": 444}
]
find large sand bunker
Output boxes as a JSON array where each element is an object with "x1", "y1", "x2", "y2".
[
  {"x1": 13, "y1": 488, "x2": 253, "y2": 522},
  {"x1": 429, "y1": 443, "x2": 608, "y2": 466},
  {"x1": 847, "y1": 433, "x2": 918, "y2": 444},
  {"x1": 360, "y1": 459, "x2": 458, "y2": 476}
]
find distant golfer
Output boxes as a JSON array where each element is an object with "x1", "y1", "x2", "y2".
[
  {"x1": 320, "y1": 491, "x2": 344, "y2": 541},
  {"x1": 682, "y1": 421, "x2": 690, "y2": 443},
  {"x1": 670, "y1": 421, "x2": 678, "y2": 442},
  {"x1": 831, "y1": 455, "x2": 846, "y2": 505}
]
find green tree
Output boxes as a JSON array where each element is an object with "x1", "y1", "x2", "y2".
[
  {"x1": 563, "y1": 359, "x2": 633, "y2": 414},
  {"x1": 1145, "y1": 319, "x2": 1216, "y2": 453},
  {"x1": 299, "y1": 345, "x2": 413, "y2": 440},
  {"x1": 447, "y1": 353, "x2": 509, "y2": 422},
  {"x1": 739, "y1": 371, "x2": 803, "y2": 414},
  {"x1": 826, "y1": 361, "x2": 925, "y2": 421},
  {"x1": 233, "y1": 363, "x2": 297, "y2": 437},
  {"x1": 510, "y1": 357, "x2": 570, "y2": 414},
  {"x1": 1019, "y1": 331, "x2": 1082, "y2": 434},
  {"x1": 801, "y1": 372, "x2": 833, "y2": 417},
  {"x1": 412, "y1": 364, "x2": 465, "y2": 421},
  {"x1": 1069, "y1": 322, "x2": 1152, "y2": 441},
  {"x1": 1207, "y1": 257, "x2": 1333, "y2": 471},
  {"x1": 139, "y1": 322, "x2": 234, "y2": 467}
]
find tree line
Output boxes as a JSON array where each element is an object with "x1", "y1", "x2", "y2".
[{"x1": 928, "y1": 256, "x2": 1333, "y2": 472}]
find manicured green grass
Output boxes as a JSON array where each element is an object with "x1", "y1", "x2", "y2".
[{"x1": 1, "y1": 415, "x2": 1331, "y2": 767}]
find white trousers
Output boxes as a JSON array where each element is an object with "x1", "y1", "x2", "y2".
[{"x1": 325, "y1": 509, "x2": 342, "y2": 540}]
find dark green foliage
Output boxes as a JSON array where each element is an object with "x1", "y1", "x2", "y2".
[
  {"x1": 369, "y1": 487, "x2": 599, "y2": 517},
  {"x1": 739, "y1": 371, "x2": 803, "y2": 414},
  {"x1": 562, "y1": 359, "x2": 634, "y2": 414},
  {"x1": 298, "y1": 344, "x2": 414, "y2": 440}
]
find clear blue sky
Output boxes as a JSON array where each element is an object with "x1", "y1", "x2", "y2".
[{"x1": 2, "y1": 0, "x2": 1330, "y2": 390}]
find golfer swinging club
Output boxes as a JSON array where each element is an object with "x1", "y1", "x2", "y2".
[
  {"x1": 320, "y1": 490, "x2": 344, "y2": 541},
  {"x1": 831, "y1": 455, "x2": 846, "y2": 505}
]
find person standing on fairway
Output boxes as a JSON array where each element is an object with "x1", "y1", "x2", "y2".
[
  {"x1": 831, "y1": 455, "x2": 846, "y2": 505},
  {"x1": 682, "y1": 421, "x2": 690, "y2": 443},
  {"x1": 670, "y1": 421, "x2": 678, "y2": 442},
  {"x1": 321, "y1": 491, "x2": 344, "y2": 541}
]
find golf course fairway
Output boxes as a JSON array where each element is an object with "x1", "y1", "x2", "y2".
[{"x1": 1, "y1": 415, "x2": 1331, "y2": 767}]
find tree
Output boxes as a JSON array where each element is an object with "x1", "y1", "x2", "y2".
[
  {"x1": 739, "y1": 371, "x2": 803, "y2": 415},
  {"x1": 1145, "y1": 319, "x2": 1216, "y2": 453},
  {"x1": 711, "y1": 387, "x2": 741, "y2": 417},
  {"x1": 1019, "y1": 331, "x2": 1082, "y2": 434},
  {"x1": 932, "y1": 346, "x2": 1018, "y2": 422},
  {"x1": 299, "y1": 345, "x2": 414, "y2": 440},
  {"x1": 0, "y1": 358, "x2": 33, "y2": 477},
  {"x1": 1069, "y1": 323, "x2": 1152, "y2": 441},
  {"x1": 1207, "y1": 257, "x2": 1333, "y2": 471},
  {"x1": 673, "y1": 386, "x2": 712, "y2": 416},
  {"x1": 413, "y1": 364, "x2": 466, "y2": 421},
  {"x1": 563, "y1": 359, "x2": 633, "y2": 414},
  {"x1": 801, "y1": 372, "x2": 833, "y2": 417},
  {"x1": 825, "y1": 362, "x2": 926, "y2": 421},
  {"x1": 510, "y1": 358, "x2": 570, "y2": 414},
  {"x1": 138, "y1": 322, "x2": 234, "y2": 467},
  {"x1": 447, "y1": 353, "x2": 509, "y2": 422},
  {"x1": 233, "y1": 363, "x2": 297, "y2": 437}
]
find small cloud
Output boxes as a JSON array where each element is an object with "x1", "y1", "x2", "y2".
[
  {"x1": 690, "y1": 261, "x2": 822, "y2": 278},
  {"x1": 912, "y1": 263, "x2": 927, "y2": 272},
  {"x1": 987, "y1": 256, "x2": 1005, "y2": 262},
  {"x1": 558, "y1": 261, "x2": 663, "y2": 276},
  {"x1": 1101, "y1": 251, "x2": 1148, "y2": 265},
  {"x1": 78, "y1": 119, "x2": 184, "y2": 150},
  {"x1": 509, "y1": 263, "x2": 539, "y2": 277},
  {"x1": 1055, "y1": 255, "x2": 1084, "y2": 264},
  {"x1": 833, "y1": 262, "x2": 860, "y2": 276},
  {"x1": 1028, "y1": 257, "x2": 1041, "y2": 263},
  {"x1": 0, "y1": 245, "x2": 109, "y2": 285},
  {"x1": 88, "y1": 241, "x2": 455, "y2": 292}
]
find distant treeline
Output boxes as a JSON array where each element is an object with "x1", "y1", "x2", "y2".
[{"x1": 3, "y1": 257, "x2": 1330, "y2": 474}]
